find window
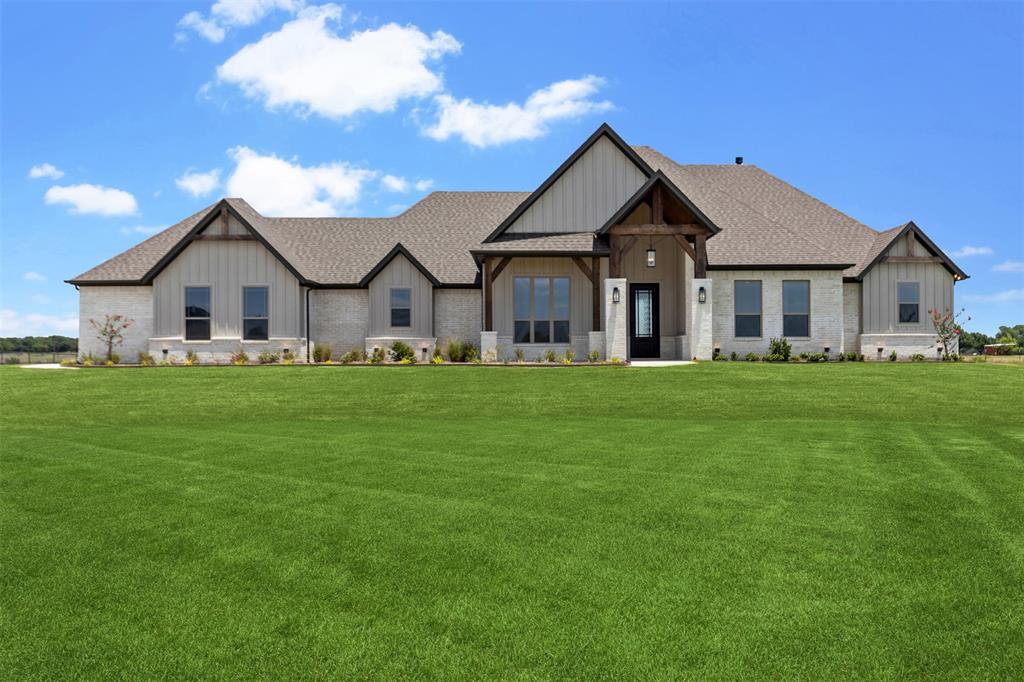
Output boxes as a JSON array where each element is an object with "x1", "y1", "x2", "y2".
[
  {"x1": 513, "y1": 276, "x2": 570, "y2": 343},
  {"x1": 782, "y1": 280, "x2": 810, "y2": 337},
  {"x1": 898, "y1": 282, "x2": 920, "y2": 324},
  {"x1": 390, "y1": 288, "x2": 411, "y2": 327},
  {"x1": 184, "y1": 287, "x2": 211, "y2": 340},
  {"x1": 243, "y1": 287, "x2": 269, "y2": 340},
  {"x1": 734, "y1": 280, "x2": 762, "y2": 337}
]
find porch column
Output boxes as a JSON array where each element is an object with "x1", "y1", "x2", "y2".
[
  {"x1": 689, "y1": 278, "x2": 713, "y2": 360},
  {"x1": 604, "y1": 277, "x2": 628, "y2": 362}
]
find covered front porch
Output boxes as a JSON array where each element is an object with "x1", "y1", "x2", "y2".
[{"x1": 473, "y1": 178, "x2": 716, "y2": 362}]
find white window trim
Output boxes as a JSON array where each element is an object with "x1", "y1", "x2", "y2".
[{"x1": 896, "y1": 280, "x2": 921, "y2": 327}]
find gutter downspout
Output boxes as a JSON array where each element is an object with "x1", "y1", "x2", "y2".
[{"x1": 305, "y1": 286, "x2": 311, "y2": 363}]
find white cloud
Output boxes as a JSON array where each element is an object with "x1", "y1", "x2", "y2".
[
  {"x1": 176, "y1": 168, "x2": 222, "y2": 197},
  {"x1": 216, "y1": 5, "x2": 460, "y2": 120},
  {"x1": 225, "y1": 146, "x2": 376, "y2": 216},
  {"x1": 381, "y1": 175, "x2": 409, "y2": 193},
  {"x1": 178, "y1": 11, "x2": 226, "y2": 42},
  {"x1": 23, "y1": 271, "x2": 46, "y2": 282},
  {"x1": 178, "y1": 0, "x2": 302, "y2": 43},
  {"x1": 44, "y1": 184, "x2": 138, "y2": 216},
  {"x1": 414, "y1": 179, "x2": 434, "y2": 192},
  {"x1": 962, "y1": 289, "x2": 1024, "y2": 303},
  {"x1": 423, "y1": 75, "x2": 613, "y2": 147},
  {"x1": 0, "y1": 309, "x2": 78, "y2": 336},
  {"x1": 952, "y1": 245, "x2": 993, "y2": 258},
  {"x1": 120, "y1": 225, "x2": 163, "y2": 237},
  {"x1": 28, "y1": 163, "x2": 64, "y2": 180},
  {"x1": 993, "y1": 260, "x2": 1024, "y2": 273},
  {"x1": 30, "y1": 294, "x2": 52, "y2": 305},
  {"x1": 386, "y1": 204, "x2": 407, "y2": 214}
]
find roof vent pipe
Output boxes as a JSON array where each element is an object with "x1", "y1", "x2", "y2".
[{"x1": 735, "y1": 157, "x2": 743, "y2": 165}]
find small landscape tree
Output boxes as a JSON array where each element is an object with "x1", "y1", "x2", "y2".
[
  {"x1": 929, "y1": 308, "x2": 966, "y2": 359},
  {"x1": 90, "y1": 314, "x2": 133, "y2": 361}
]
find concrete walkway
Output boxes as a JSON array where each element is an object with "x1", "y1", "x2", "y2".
[
  {"x1": 20, "y1": 363, "x2": 78, "y2": 370},
  {"x1": 629, "y1": 360, "x2": 697, "y2": 367}
]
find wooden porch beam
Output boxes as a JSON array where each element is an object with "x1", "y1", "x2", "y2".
[
  {"x1": 220, "y1": 206, "x2": 229, "y2": 235},
  {"x1": 882, "y1": 255, "x2": 942, "y2": 264},
  {"x1": 591, "y1": 256, "x2": 601, "y2": 332},
  {"x1": 608, "y1": 223, "x2": 705, "y2": 236},
  {"x1": 571, "y1": 256, "x2": 594, "y2": 283},
  {"x1": 194, "y1": 234, "x2": 256, "y2": 241},
  {"x1": 652, "y1": 185, "x2": 664, "y2": 225},
  {"x1": 694, "y1": 234, "x2": 707, "y2": 278},
  {"x1": 907, "y1": 229, "x2": 917, "y2": 256},
  {"x1": 484, "y1": 257, "x2": 493, "y2": 331},
  {"x1": 672, "y1": 233, "x2": 697, "y2": 262},
  {"x1": 490, "y1": 256, "x2": 512, "y2": 282}
]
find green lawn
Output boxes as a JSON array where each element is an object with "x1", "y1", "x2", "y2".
[{"x1": 1, "y1": 364, "x2": 1022, "y2": 679}]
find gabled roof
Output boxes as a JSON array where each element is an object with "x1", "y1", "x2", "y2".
[
  {"x1": 358, "y1": 243, "x2": 441, "y2": 287},
  {"x1": 851, "y1": 221, "x2": 968, "y2": 280},
  {"x1": 482, "y1": 123, "x2": 654, "y2": 243},
  {"x1": 68, "y1": 193, "x2": 529, "y2": 287},
  {"x1": 596, "y1": 171, "x2": 722, "y2": 235},
  {"x1": 471, "y1": 232, "x2": 607, "y2": 258}
]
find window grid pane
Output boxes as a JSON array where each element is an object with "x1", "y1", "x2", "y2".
[
  {"x1": 243, "y1": 287, "x2": 268, "y2": 318},
  {"x1": 185, "y1": 287, "x2": 211, "y2": 340},
  {"x1": 390, "y1": 288, "x2": 411, "y2": 328},
  {"x1": 783, "y1": 315, "x2": 809, "y2": 337},
  {"x1": 782, "y1": 281, "x2": 809, "y2": 315},
  {"x1": 735, "y1": 281, "x2": 762, "y2": 314},
  {"x1": 735, "y1": 315, "x2": 761, "y2": 338}
]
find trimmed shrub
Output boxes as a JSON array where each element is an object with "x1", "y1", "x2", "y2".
[
  {"x1": 561, "y1": 349, "x2": 576, "y2": 365},
  {"x1": 341, "y1": 348, "x2": 366, "y2": 364},
  {"x1": 464, "y1": 344, "x2": 480, "y2": 363},
  {"x1": 138, "y1": 352, "x2": 155, "y2": 367},
  {"x1": 230, "y1": 349, "x2": 249, "y2": 365},
  {"x1": 943, "y1": 353, "x2": 962, "y2": 362},
  {"x1": 184, "y1": 349, "x2": 198, "y2": 366},
  {"x1": 745, "y1": 352, "x2": 759, "y2": 362},
  {"x1": 729, "y1": 351, "x2": 739, "y2": 362},
  {"x1": 312, "y1": 344, "x2": 333, "y2": 363},
  {"x1": 888, "y1": 350, "x2": 897, "y2": 362},
  {"x1": 587, "y1": 349, "x2": 600, "y2": 363},
  {"x1": 430, "y1": 354, "x2": 444, "y2": 365},
  {"x1": 444, "y1": 339, "x2": 468, "y2": 362},
  {"x1": 368, "y1": 347, "x2": 386, "y2": 365},
  {"x1": 59, "y1": 358, "x2": 78, "y2": 367},
  {"x1": 389, "y1": 341, "x2": 415, "y2": 363},
  {"x1": 768, "y1": 337, "x2": 792, "y2": 361},
  {"x1": 108, "y1": 352, "x2": 121, "y2": 365},
  {"x1": 763, "y1": 353, "x2": 786, "y2": 362},
  {"x1": 911, "y1": 353, "x2": 926, "y2": 362},
  {"x1": 257, "y1": 351, "x2": 280, "y2": 364},
  {"x1": 543, "y1": 349, "x2": 557, "y2": 363},
  {"x1": 515, "y1": 347, "x2": 526, "y2": 363}
]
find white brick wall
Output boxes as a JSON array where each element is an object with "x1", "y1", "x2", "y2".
[
  {"x1": 843, "y1": 282, "x2": 861, "y2": 355},
  {"x1": 311, "y1": 289, "x2": 368, "y2": 356},
  {"x1": 710, "y1": 270, "x2": 844, "y2": 355},
  {"x1": 78, "y1": 286, "x2": 153, "y2": 362},
  {"x1": 149, "y1": 338, "x2": 307, "y2": 364},
  {"x1": 434, "y1": 289, "x2": 480, "y2": 343},
  {"x1": 860, "y1": 333, "x2": 949, "y2": 361}
]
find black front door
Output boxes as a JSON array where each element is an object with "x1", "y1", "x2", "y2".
[{"x1": 629, "y1": 283, "x2": 660, "y2": 358}]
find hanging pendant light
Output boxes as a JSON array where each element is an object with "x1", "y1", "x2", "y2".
[{"x1": 646, "y1": 236, "x2": 656, "y2": 268}]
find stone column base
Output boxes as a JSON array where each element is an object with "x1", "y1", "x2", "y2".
[
  {"x1": 604, "y1": 278, "x2": 627, "y2": 362},
  {"x1": 480, "y1": 331, "x2": 498, "y2": 362},
  {"x1": 690, "y1": 278, "x2": 713, "y2": 360}
]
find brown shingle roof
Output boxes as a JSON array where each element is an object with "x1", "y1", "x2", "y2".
[{"x1": 69, "y1": 135, "x2": 959, "y2": 286}]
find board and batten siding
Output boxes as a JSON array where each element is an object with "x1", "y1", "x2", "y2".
[
  {"x1": 862, "y1": 233, "x2": 954, "y2": 333},
  {"x1": 506, "y1": 136, "x2": 647, "y2": 234},
  {"x1": 367, "y1": 254, "x2": 434, "y2": 338},
  {"x1": 152, "y1": 238, "x2": 303, "y2": 339},
  {"x1": 490, "y1": 257, "x2": 599, "y2": 339}
]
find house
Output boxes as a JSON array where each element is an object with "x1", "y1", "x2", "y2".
[{"x1": 67, "y1": 123, "x2": 967, "y2": 363}]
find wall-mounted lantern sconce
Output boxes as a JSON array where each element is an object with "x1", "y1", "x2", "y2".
[
  {"x1": 612, "y1": 287, "x2": 620, "y2": 304},
  {"x1": 646, "y1": 247, "x2": 656, "y2": 268},
  {"x1": 698, "y1": 286, "x2": 706, "y2": 304},
  {"x1": 823, "y1": 347, "x2": 830, "y2": 354}
]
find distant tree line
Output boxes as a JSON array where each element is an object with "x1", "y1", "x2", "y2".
[
  {"x1": 958, "y1": 324, "x2": 1024, "y2": 354},
  {"x1": 0, "y1": 336, "x2": 78, "y2": 353}
]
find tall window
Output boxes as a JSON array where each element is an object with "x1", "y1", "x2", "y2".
[
  {"x1": 898, "y1": 282, "x2": 920, "y2": 324},
  {"x1": 243, "y1": 287, "x2": 269, "y2": 340},
  {"x1": 185, "y1": 286, "x2": 211, "y2": 340},
  {"x1": 390, "y1": 288, "x2": 411, "y2": 327},
  {"x1": 734, "y1": 280, "x2": 762, "y2": 337},
  {"x1": 782, "y1": 280, "x2": 810, "y2": 337},
  {"x1": 514, "y1": 276, "x2": 570, "y2": 343}
]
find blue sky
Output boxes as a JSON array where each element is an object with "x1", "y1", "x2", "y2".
[{"x1": 2, "y1": 1, "x2": 1021, "y2": 336}]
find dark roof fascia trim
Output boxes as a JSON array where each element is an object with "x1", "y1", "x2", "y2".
[
  {"x1": 596, "y1": 171, "x2": 722, "y2": 236},
  {"x1": 65, "y1": 279, "x2": 154, "y2": 286},
  {"x1": 707, "y1": 263, "x2": 853, "y2": 271},
  {"x1": 470, "y1": 249, "x2": 607, "y2": 260},
  {"x1": 139, "y1": 200, "x2": 312, "y2": 286},
  {"x1": 482, "y1": 123, "x2": 654, "y2": 243},
  {"x1": 855, "y1": 221, "x2": 968, "y2": 281},
  {"x1": 357, "y1": 243, "x2": 442, "y2": 287}
]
